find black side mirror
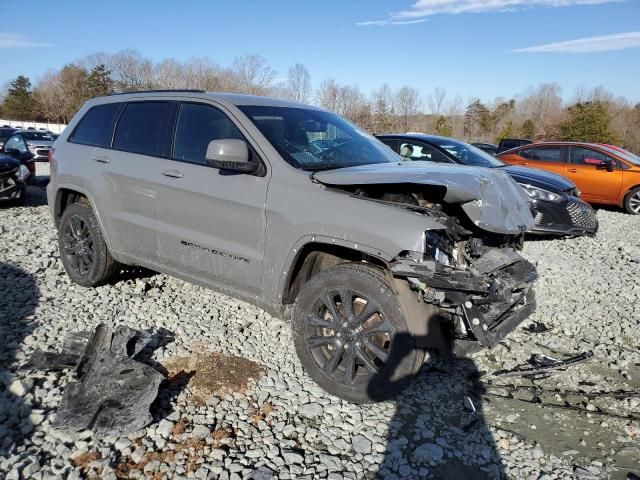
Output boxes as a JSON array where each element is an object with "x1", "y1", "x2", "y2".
[
  {"x1": 596, "y1": 158, "x2": 614, "y2": 172},
  {"x1": 205, "y1": 139, "x2": 259, "y2": 174}
]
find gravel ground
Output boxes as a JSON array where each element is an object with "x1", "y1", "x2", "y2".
[{"x1": 1, "y1": 185, "x2": 639, "y2": 480}]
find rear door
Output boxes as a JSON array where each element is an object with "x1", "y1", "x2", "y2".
[
  {"x1": 566, "y1": 146, "x2": 623, "y2": 202},
  {"x1": 155, "y1": 101, "x2": 269, "y2": 294},
  {"x1": 100, "y1": 101, "x2": 172, "y2": 262}
]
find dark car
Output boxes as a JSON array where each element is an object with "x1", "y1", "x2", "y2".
[
  {"x1": 5, "y1": 130, "x2": 54, "y2": 161},
  {"x1": 377, "y1": 134, "x2": 599, "y2": 236},
  {"x1": 497, "y1": 138, "x2": 533, "y2": 153},
  {"x1": 0, "y1": 153, "x2": 29, "y2": 204},
  {"x1": 0, "y1": 127, "x2": 17, "y2": 149},
  {"x1": 1, "y1": 133, "x2": 39, "y2": 182},
  {"x1": 472, "y1": 142, "x2": 498, "y2": 155}
]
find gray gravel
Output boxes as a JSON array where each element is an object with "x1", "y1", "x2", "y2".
[{"x1": 0, "y1": 186, "x2": 639, "y2": 479}]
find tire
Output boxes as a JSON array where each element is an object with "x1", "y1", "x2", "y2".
[
  {"x1": 58, "y1": 202, "x2": 119, "y2": 287},
  {"x1": 624, "y1": 187, "x2": 640, "y2": 215},
  {"x1": 292, "y1": 263, "x2": 425, "y2": 403}
]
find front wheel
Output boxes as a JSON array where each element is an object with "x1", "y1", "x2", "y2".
[
  {"x1": 58, "y1": 202, "x2": 119, "y2": 287},
  {"x1": 624, "y1": 187, "x2": 640, "y2": 215},
  {"x1": 292, "y1": 263, "x2": 424, "y2": 403}
]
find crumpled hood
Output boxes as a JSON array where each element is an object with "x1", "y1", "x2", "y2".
[{"x1": 313, "y1": 161, "x2": 534, "y2": 234}]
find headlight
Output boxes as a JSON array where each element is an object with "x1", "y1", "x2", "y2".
[
  {"x1": 17, "y1": 164, "x2": 30, "y2": 181},
  {"x1": 519, "y1": 184, "x2": 563, "y2": 203}
]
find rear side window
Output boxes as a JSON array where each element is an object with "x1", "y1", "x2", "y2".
[
  {"x1": 69, "y1": 103, "x2": 121, "y2": 147},
  {"x1": 172, "y1": 103, "x2": 244, "y2": 164},
  {"x1": 520, "y1": 147, "x2": 562, "y2": 163},
  {"x1": 113, "y1": 102, "x2": 170, "y2": 156}
]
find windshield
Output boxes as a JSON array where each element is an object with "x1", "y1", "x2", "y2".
[
  {"x1": 428, "y1": 137, "x2": 505, "y2": 168},
  {"x1": 238, "y1": 106, "x2": 398, "y2": 171},
  {"x1": 23, "y1": 131, "x2": 53, "y2": 141},
  {"x1": 599, "y1": 145, "x2": 640, "y2": 166}
]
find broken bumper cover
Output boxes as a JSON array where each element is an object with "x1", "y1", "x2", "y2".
[{"x1": 392, "y1": 248, "x2": 537, "y2": 350}]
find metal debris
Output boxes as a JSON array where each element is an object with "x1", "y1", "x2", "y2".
[
  {"x1": 524, "y1": 321, "x2": 552, "y2": 334},
  {"x1": 493, "y1": 351, "x2": 594, "y2": 378},
  {"x1": 24, "y1": 324, "x2": 164, "y2": 438}
]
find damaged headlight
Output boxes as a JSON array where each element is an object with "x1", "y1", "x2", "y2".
[
  {"x1": 519, "y1": 184, "x2": 563, "y2": 203},
  {"x1": 424, "y1": 231, "x2": 452, "y2": 266},
  {"x1": 16, "y1": 164, "x2": 30, "y2": 181}
]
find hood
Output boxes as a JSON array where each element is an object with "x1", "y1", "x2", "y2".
[
  {"x1": 314, "y1": 162, "x2": 534, "y2": 235},
  {"x1": 0, "y1": 154, "x2": 20, "y2": 174},
  {"x1": 500, "y1": 165, "x2": 575, "y2": 193}
]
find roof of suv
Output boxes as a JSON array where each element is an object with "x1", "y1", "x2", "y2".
[{"x1": 95, "y1": 90, "x2": 321, "y2": 110}]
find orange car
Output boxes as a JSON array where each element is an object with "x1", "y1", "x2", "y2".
[{"x1": 497, "y1": 142, "x2": 640, "y2": 214}]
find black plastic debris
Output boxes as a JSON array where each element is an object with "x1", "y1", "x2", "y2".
[
  {"x1": 24, "y1": 324, "x2": 164, "y2": 437},
  {"x1": 524, "y1": 321, "x2": 552, "y2": 334},
  {"x1": 493, "y1": 351, "x2": 593, "y2": 378}
]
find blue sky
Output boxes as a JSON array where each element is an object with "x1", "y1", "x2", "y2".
[{"x1": 1, "y1": 0, "x2": 639, "y2": 103}]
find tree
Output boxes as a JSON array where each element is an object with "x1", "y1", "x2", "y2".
[
  {"x1": 434, "y1": 116, "x2": 453, "y2": 137},
  {"x1": 425, "y1": 87, "x2": 446, "y2": 115},
  {"x1": 371, "y1": 84, "x2": 394, "y2": 133},
  {"x1": 84, "y1": 64, "x2": 113, "y2": 98},
  {"x1": 495, "y1": 120, "x2": 516, "y2": 144},
  {"x1": 559, "y1": 101, "x2": 618, "y2": 144},
  {"x1": 231, "y1": 54, "x2": 276, "y2": 96},
  {"x1": 1, "y1": 76, "x2": 36, "y2": 120},
  {"x1": 395, "y1": 86, "x2": 420, "y2": 132},
  {"x1": 285, "y1": 63, "x2": 311, "y2": 103},
  {"x1": 463, "y1": 99, "x2": 491, "y2": 140},
  {"x1": 520, "y1": 119, "x2": 536, "y2": 139}
]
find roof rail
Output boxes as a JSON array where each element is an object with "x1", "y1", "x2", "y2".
[{"x1": 108, "y1": 89, "x2": 206, "y2": 96}]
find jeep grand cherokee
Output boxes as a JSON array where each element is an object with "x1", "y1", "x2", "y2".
[{"x1": 48, "y1": 91, "x2": 537, "y2": 402}]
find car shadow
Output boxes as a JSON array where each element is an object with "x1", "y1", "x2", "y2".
[
  {"x1": 0, "y1": 262, "x2": 39, "y2": 456},
  {"x1": 370, "y1": 331, "x2": 505, "y2": 479}
]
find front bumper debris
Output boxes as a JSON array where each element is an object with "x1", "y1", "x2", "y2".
[
  {"x1": 530, "y1": 197, "x2": 598, "y2": 236},
  {"x1": 392, "y1": 248, "x2": 537, "y2": 351}
]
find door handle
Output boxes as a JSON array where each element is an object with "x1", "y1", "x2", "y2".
[
  {"x1": 93, "y1": 156, "x2": 110, "y2": 163},
  {"x1": 162, "y1": 169, "x2": 183, "y2": 178},
  {"x1": 568, "y1": 168, "x2": 577, "y2": 173}
]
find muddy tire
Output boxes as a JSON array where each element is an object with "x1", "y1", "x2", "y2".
[
  {"x1": 292, "y1": 263, "x2": 424, "y2": 403},
  {"x1": 58, "y1": 202, "x2": 119, "y2": 287},
  {"x1": 624, "y1": 187, "x2": 640, "y2": 215}
]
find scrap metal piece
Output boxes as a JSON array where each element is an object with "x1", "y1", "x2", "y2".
[
  {"x1": 525, "y1": 322, "x2": 552, "y2": 334},
  {"x1": 24, "y1": 324, "x2": 163, "y2": 438},
  {"x1": 493, "y1": 351, "x2": 593, "y2": 378}
]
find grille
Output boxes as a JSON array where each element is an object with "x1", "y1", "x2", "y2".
[
  {"x1": 35, "y1": 148, "x2": 50, "y2": 157},
  {"x1": 567, "y1": 201, "x2": 598, "y2": 230}
]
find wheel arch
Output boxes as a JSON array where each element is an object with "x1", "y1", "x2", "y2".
[
  {"x1": 281, "y1": 240, "x2": 391, "y2": 306},
  {"x1": 622, "y1": 184, "x2": 640, "y2": 210}
]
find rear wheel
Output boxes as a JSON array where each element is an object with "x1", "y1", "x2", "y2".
[
  {"x1": 58, "y1": 202, "x2": 119, "y2": 287},
  {"x1": 624, "y1": 187, "x2": 640, "y2": 215},
  {"x1": 292, "y1": 263, "x2": 424, "y2": 403}
]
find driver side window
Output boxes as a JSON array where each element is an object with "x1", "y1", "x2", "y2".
[
  {"x1": 570, "y1": 147, "x2": 615, "y2": 167},
  {"x1": 399, "y1": 142, "x2": 449, "y2": 163}
]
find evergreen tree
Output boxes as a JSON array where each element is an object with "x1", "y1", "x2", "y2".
[
  {"x1": 84, "y1": 64, "x2": 114, "y2": 98},
  {"x1": 495, "y1": 120, "x2": 516, "y2": 144},
  {"x1": 520, "y1": 119, "x2": 536, "y2": 139},
  {"x1": 1, "y1": 75, "x2": 36, "y2": 120},
  {"x1": 559, "y1": 101, "x2": 618, "y2": 144},
  {"x1": 434, "y1": 115, "x2": 453, "y2": 137}
]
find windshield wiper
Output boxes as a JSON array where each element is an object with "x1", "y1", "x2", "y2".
[{"x1": 303, "y1": 163, "x2": 352, "y2": 172}]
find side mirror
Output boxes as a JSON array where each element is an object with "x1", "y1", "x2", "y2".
[
  {"x1": 594, "y1": 158, "x2": 614, "y2": 172},
  {"x1": 205, "y1": 139, "x2": 258, "y2": 173}
]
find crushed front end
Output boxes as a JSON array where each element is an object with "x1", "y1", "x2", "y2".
[{"x1": 392, "y1": 238, "x2": 537, "y2": 354}]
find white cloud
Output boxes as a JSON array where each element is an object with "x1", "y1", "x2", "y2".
[
  {"x1": 0, "y1": 33, "x2": 51, "y2": 48},
  {"x1": 356, "y1": 18, "x2": 428, "y2": 26},
  {"x1": 358, "y1": 0, "x2": 621, "y2": 25},
  {"x1": 514, "y1": 31, "x2": 640, "y2": 52}
]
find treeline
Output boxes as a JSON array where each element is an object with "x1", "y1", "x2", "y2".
[{"x1": 1, "y1": 49, "x2": 639, "y2": 152}]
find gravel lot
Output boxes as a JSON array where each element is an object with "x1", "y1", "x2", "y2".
[{"x1": 1, "y1": 185, "x2": 639, "y2": 480}]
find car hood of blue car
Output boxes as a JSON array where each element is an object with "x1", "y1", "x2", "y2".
[{"x1": 499, "y1": 165, "x2": 575, "y2": 194}]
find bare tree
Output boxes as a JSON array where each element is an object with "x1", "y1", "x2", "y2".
[
  {"x1": 394, "y1": 86, "x2": 420, "y2": 132},
  {"x1": 285, "y1": 63, "x2": 311, "y2": 103},
  {"x1": 316, "y1": 78, "x2": 341, "y2": 112},
  {"x1": 425, "y1": 86, "x2": 447, "y2": 115},
  {"x1": 371, "y1": 84, "x2": 394, "y2": 133},
  {"x1": 231, "y1": 54, "x2": 276, "y2": 95}
]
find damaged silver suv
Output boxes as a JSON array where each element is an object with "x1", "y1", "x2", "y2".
[{"x1": 48, "y1": 91, "x2": 537, "y2": 402}]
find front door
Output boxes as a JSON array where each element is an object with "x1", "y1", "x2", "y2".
[
  {"x1": 565, "y1": 146, "x2": 623, "y2": 203},
  {"x1": 155, "y1": 101, "x2": 268, "y2": 294}
]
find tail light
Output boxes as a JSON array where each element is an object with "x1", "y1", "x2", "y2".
[{"x1": 48, "y1": 147, "x2": 55, "y2": 163}]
